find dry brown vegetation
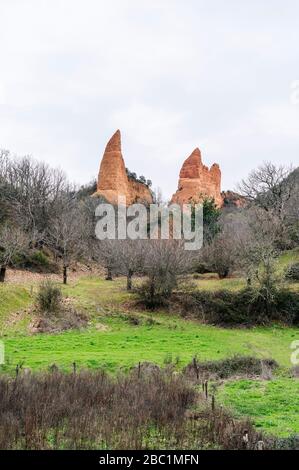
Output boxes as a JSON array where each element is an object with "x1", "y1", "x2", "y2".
[
  {"x1": 183, "y1": 356, "x2": 278, "y2": 381},
  {"x1": 0, "y1": 368, "x2": 277, "y2": 450}
]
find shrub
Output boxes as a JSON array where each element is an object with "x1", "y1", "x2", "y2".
[
  {"x1": 30, "y1": 250, "x2": 50, "y2": 267},
  {"x1": 291, "y1": 365, "x2": 299, "y2": 378},
  {"x1": 274, "y1": 288, "x2": 299, "y2": 325},
  {"x1": 178, "y1": 286, "x2": 299, "y2": 326},
  {"x1": 35, "y1": 305, "x2": 88, "y2": 333},
  {"x1": 272, "y1": 435, "x2": 299, "y2": 450},
  {"x1": 137, "y1": 275, "x2": 176, "y2": 308},
  {"x1": 36, "y1": 281, "x2": 62, "y2": 313},
  {"x1": 178, "y1": 289, "x2": 250, "y2": 324},
  {"x1": 194, "y1": 262, "x2": 210, "y2": 274},
  {"x1": 285, "y1": 263, "x2": 299, "y2": 281},
  {"x1": 193, "y1": 273, "x2": 201, "y2": 280},
  {"x1": 184, "y1": 355, "x2": 278, "y2": 380},
  {"x1": 35, "y1": 281, "x2": 88, "y2": 332},
  {"x1": 13, "y1": 249, "x2": 58, "y2": 273}
]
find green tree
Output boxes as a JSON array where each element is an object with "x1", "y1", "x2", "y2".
[{"x1": 191, "y1": 197, "x2": 221, "y2": 245}]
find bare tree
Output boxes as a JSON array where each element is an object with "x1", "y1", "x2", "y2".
[
  {"x1": 0, "y1": 150, "x2": 13, "y2": 224},
  {"x1": 92, "y1": 239, "x2": 121, "y2": 281},
  {"x1": 115, "y1": 239, "x2": 146, "y2": 290},
  {"x1": 201, "y1": 229, "x2": 237, "y2": 279},
  {"x1": 236, "y1": 207, "x2": 280, "y2": 291},
  {"x1": 2, "y1": 153, "x2": 68, "y2": 243},
  {"x1": 238, "y1": 161, "x2": 295, "y2": 216},
  {"x1": 0, "y1": 225, "x2": 29, "y2": 282},
  {"x1": 47, "y1": 197, "x2": 86, "y2": 284},
  {"x1": 139, "y1": 240, "x2": 193, "y2": 306},
  {"x1": 238, "y1": 162, "x2": 299, "y2": 249}
]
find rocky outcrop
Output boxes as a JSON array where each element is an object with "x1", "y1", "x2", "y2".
[
  {"x1": 221, "y1": 191, "x2": 247, "y2": 209},
  {"x1": 171, "y1": 148, "x2": 222, "y2": 207},
  {"x1": 128, "y1": 178, "x2": 154, "y2": 204},
  {"x1": 94, "y1": 130, "x2": 153, "y2": 205}
]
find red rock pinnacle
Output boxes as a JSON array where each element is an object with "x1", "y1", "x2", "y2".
[
  {"x1": 94, "y1": 130, "x2": 153, "y2": 205},
  {"x1": 171, "y1": 147, "x2": 222, "y2": 207}
]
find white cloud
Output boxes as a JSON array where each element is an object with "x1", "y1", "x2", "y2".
[
  {"x1": 0, "y1": 82, "x2": 5, "y2": 104},
  {"x1": 0, "y1": 0, "x2": 298, "y2": 198},
  {"x1": 257, "y1": 104, "x2": 299, "y2": 138}
]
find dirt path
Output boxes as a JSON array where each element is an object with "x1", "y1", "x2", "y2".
[{"x1": 5, "y1": 266, "x2": 98, "y2": 285}]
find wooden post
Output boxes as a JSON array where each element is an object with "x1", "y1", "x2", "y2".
[
  {"x1": 193, "y1": 357, "x2": 199, "y2": 380},
  {"x1": 63, "y1": 265, "x2": 67, "y2": 285},
  {"x1": 0, "y1": 266, "x2": 6, "y2": 283},
  {"x1": 212, "y1": 395, "x2": 215, "y2": 411},
  {"x1": 242, "y1": 430, "x2": 249, "y2": 450},
  {"x1": 204, "y1": 380, "x2": 208, "y2": 399},
  {"x1": 257, "y1": 441, "x2": 264, "y2": 450}
]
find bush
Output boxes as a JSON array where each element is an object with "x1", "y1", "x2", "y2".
[
  {"x1": 178, "y1": 286, "x2": 299, "y2": 326},
  {"x1": 275, "y1": 288, "x2": 299, "y2": 325},
  {"x1": 30, "y1": 250, "x2": 50, "y2": 267},
  {"x1": 184, "y1": 355, "x2": 278, "y2": 380},
  {"x1": 35, "y1": 305, "x2": 88, "y2": 333},
  {"x1": 272, "y1": 435, "x2": 299, "y2": 450},
  {"x1": 137, "y1": 276, "x2": 176, "y2": 308},
  {"x1": 194, "y1": 262, "x2": 210, "y2": 274},
  {"x1": 13, "y1": 249, "x2": 58, "y2": 273},
  {"x1": 285, "y1": 263, "x2": 299, "y2": 281},
  {"x1": 36, "y1": 281, "x2": 62, "y2": 313},
  {"x1": 35, "y1": 282, "x2": 87, "y2": 333}
]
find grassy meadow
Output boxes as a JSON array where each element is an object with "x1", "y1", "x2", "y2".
[{"x1": 0, "y1": 250, "x2": 299, "y2": 438}]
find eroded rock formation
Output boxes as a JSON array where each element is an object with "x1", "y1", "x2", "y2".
[
  {"x1": 221, "y1": 190, "x2": 247, "y2": 209},
  {"x1": 171, "y1": 148, "x2": 222, "y2": 207},
  {"x1": 94, "y1": 130, "x2": 153, "y2": 205}
]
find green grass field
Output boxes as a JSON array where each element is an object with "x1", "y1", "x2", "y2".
[
  {"x1": 217, "y1": 378, "x2": 299, "y2": 437},
  {"x1": 0, "y1": 255, "x2": 299, "y2": 437}
]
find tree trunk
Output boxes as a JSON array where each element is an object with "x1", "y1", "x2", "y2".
[
  {"x1": 127, "y1": 270, "x2": 133, "y2": 291},
  {"x1": 106, "y1": 267, "x2": 113, "y2": 281},
  {"x1": 150, "y1": 280, "x2": 155, "y2": 301},
  {"x1": 63, "y1": 265, "x2": 68, "y2": 285},
  {"x1": 218, "y1": 268, "x2": 229, "y2": 279},
  {"x1": 0, "y1": 266, "x2": 6, "y2": 283}
]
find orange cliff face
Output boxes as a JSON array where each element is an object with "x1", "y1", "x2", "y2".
[
  {"x1": 94, "y1": 130, "x2": 153, "y2": 205},
  {"x1": 170, "y1": 148, "x2": 223, "y2": 207}
]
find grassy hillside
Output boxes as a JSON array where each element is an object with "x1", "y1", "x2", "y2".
[
  {"x1": 1, "y1": 276, "x2": 297, "y2": 370},
  {"x1": 0, "y1": 258, "x2": 299, "y2": 437},
  {"x1": 0, "y1": 284, "x2": 33, "y2": 335}
]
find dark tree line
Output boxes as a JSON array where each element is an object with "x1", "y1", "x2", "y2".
[
  {"x1": 0, "y1": 150, "x2": 98, "y2": 283},
  {"x1": 1, "y1": 149, "x2": 298, "y2": 298}
]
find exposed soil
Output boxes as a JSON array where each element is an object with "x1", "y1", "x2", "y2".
[{"x1": 5, "y1": 264, "x2": 101, "y2": 285}]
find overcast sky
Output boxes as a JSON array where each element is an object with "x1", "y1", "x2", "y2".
[{"x1": 1, "y1": 0, "x2": 299, "y2": 198}]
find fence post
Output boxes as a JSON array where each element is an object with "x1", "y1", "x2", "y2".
[
  {"x1": 212, "y1": 395, "x2": 215, "y2": 411},
  {"x1": 242, "y1": 430, "x2": 249, "y2": 450},
  {"x1": 257, "y1": 440, "x2": 264, "y2": 450},
  {"x1": 204, "y1": 380, "x2": 208, "y2": 399}
]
